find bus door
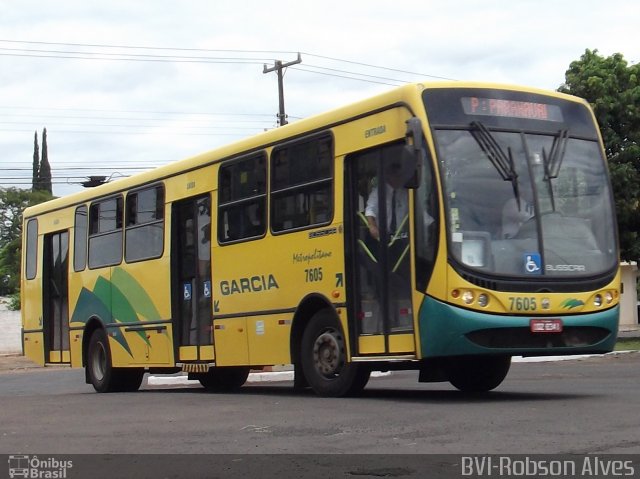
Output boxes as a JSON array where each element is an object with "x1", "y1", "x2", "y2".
[
  {"x1": 347, "y1": 142, "x2": 416, "y2": 356},
  {"x1": 42, "y1": 230, "x2": 70, "y2": 363},
  {"x1": 172, "y1": 195, "x2": 214, "y2": 362}
]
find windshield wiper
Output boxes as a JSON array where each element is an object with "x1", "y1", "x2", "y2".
[
  {"x1": 470, "y1": 121, "x2": 521, "y2": 207},
  {"x1": 543, "y1": 129, "x2": 569, "y2": 180},
  {"x1": 539, "y1": 129, "x2": 569, "y2": 211}
]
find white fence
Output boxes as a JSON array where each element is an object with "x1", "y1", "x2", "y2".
[{"x1": 0, "y1": 299, "x2": 21, "y2": 354}]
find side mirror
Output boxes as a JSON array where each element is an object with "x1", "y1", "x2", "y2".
[{"x1": 401, "y1": 117, "x2": 424, "y2": 189}]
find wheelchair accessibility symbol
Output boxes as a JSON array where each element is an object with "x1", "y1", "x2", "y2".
[
  {"x1": 183, "y1": 283, "x2": 192, "y2": 300},
  {"x1": 524, "y1": 253, "x2": 542, "y2": 274}
]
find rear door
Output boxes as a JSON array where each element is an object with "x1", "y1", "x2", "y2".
[
  {"x1": 42, "y1": 230, "x2": 70, "y2": 363},
  {"x1": 172, "y1": 195, "x2": 214, "y2": 362}
]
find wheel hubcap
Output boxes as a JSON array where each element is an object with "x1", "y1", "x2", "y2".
[
  {"x1": 312, "y1": 329, "x2": 344, "y2": 378},
  {"x1": 91, "y1": 342, "x2": 106, "y2": 381}
]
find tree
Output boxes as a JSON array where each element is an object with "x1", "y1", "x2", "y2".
[
  {"x1": 559, "y1": 49, "x2": 640, "y2": 260},
  {"x1": 0, "y1": 188, "x2": 52, "y2": 298},
  {"x1": 32, "y1": 131, "x2": 40, "y2": 191},
  {"x1": 31, "y1": 128, "x2": 52, "y2": 194},
  {"x1": 39, "y1": 128, "x2": 52, "y2": 194}
]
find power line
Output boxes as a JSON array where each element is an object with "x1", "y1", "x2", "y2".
[
  {"x1": 0, "y1": 121, "x2": 267, "y2": 129},
  {"x1": 0, "y1": 50, "x2": 401, "y2": 85},
  {"x1": 0, "y1": 51, "x2": 269, "y2": 65},
  {"x1": 0, "y1": 128, "x2": 262, "y2": 136},
  {"x1": 0, "y1": 39, "x2": 297, "y2": 56},
  {"x1": 0, "y1": 39, "x2": 454, "y2": 84},
  {"x1": 291, "y1": 66, "x2": 401, "y2": 87},
  {"x1": 0, "y1": 106, "x2": 275, "y2": 117},
  {"x1": 0, "y1": 180, "x2": 126, "y2": 186},
  {"x1": 2, "y1": 166, "x2": 154, "y2": 171},
  {"x1": 301, "y1": 52, "x2": 457, "y2": 81},
  {"x1": 0, "y1": 40, "x2": 455, "y2": 80},
  {"x1": 304, "y1": 63, "x2": 410, "y2": 84},
  {"x1": 0, "y1": 107, "x2": 278, "y2": 135},
  {"x1": 0, "y1": 46, "x2": 274, "y2": 63}
]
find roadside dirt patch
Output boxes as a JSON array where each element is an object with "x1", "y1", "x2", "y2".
[{"x1": 0, "y1": 354, "x2": 66, "y2": 373}]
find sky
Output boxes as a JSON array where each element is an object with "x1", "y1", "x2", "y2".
[{"x1": 1, "y1": 0, "x2": 639, "y2": 197}]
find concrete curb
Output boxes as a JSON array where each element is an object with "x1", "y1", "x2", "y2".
[
  {"x1": 145, "y1": 371, "x2": 293, "y2": 387},
  {"x1": 146, "y1": 370, "x2": 392, "y2": 387},
  {"x1": 511, "y1": 349, "x2": 637, "y2": 363}
]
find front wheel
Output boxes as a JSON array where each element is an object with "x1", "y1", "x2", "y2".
[
  {"x1": 300, "y1": 310, "x2": 370, "y2": 397},
  {"x1": 445, "y1": 355, "x2": 511, "y2": 392}
]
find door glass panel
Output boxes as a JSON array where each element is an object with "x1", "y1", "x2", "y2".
[
  {"x1": 196, "y1": 197, "x2": 213, "y2": 345},
  {"x1": 175, "y1": 196, "x2": 213, "y2": 350},
  {"x1": 59, "y1": 232, "x2": 69, "y2": 350},
  {"x1": 351, "y1": 143, "x2": 414, "y2": 339},
  {"x1": 179, "y1": 204, "x2": 196, "y2": 346},
  {"x1": 44, "y1": 231, "x2": 69, "y2": 362}
]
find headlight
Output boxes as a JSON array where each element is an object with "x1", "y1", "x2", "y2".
[
  {"x1": 594, "y1": 294, "x2": 603, "y2": 307},
  {"x1": 477, "y1": 293, "x2": 489, "y2": 307},
  {"x1": 462, "y1": 291, "x2": 474, "y2": 304}
]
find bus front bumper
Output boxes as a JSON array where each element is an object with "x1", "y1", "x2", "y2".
[{"x1": 418, "y1": 297, "x2": 619, "y2": 358}]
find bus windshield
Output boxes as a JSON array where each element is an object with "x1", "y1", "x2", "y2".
[{"x1": 434, "y1": 126, "x2": 617, "y2": 278}]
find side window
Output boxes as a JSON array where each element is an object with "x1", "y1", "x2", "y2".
[
  {"x1": 218, "y1": 154, "x2": 267, "y2": 243},
  {"x1": 88, "y1": 196, "x2": 123, "y2": 269},
  {"x1": 125, "y1": 185, "x2": 165, "y2": 262},
  {"x1": 25, "y1": 219, "x2": 38, "y2": 280},
  {"x1": 74, "y1": 206, "x2": 88, "y2": 272},
  {"x1": 271, "y1": 134, "x2": 333, "y2": 232}
]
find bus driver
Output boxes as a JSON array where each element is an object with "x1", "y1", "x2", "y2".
[{"x1": 365, "y1": 162, "x2": 409, "y2": 241}]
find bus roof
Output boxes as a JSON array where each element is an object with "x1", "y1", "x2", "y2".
[{"x1": 23, "y1": 80, "x2": 586, "y2": 218}]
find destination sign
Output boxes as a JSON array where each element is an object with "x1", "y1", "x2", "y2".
[{"x1": 461, "y1": 96, "x2": 564, "y2": 122}]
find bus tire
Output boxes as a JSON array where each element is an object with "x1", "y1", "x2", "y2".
[
  {"x1": 87, "y1": 328, "x2": 144, "y2": 393},
  {"x1": 300, "y1": 309, "x2": 370, "y2": 397},
  {"x1": 87, "y1": 328, "x2": 117, "y2": 393},
  {"x1": 445, "y1": 355, "x2": 511, "y2": 392},
  {"x1": 198, "y1": 367, "x2": 250, "y2": 392}
]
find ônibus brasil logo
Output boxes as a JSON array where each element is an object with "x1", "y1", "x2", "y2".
[{"x1": 8, "y1": 455, "x2": 73, "y2": 478}]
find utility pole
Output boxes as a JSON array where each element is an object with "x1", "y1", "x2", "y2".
[{"x1": 263, "y1": 53, "x2": 302, "y2": 126}]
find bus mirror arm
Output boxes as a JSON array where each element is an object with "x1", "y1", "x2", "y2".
[{"x1": 402, "y1": 117, "x2": 424, "y2": 189}]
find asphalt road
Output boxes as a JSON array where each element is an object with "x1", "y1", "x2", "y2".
[{"x1": 1, "y1": 352, "x2": 639, "y2": 457}]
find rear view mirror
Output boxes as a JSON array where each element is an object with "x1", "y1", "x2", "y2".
[{"x1": 401, "y1": 117, "x2": 424, "y2": 189}]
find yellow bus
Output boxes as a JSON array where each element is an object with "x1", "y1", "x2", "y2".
[{"x1": 21, "y1": 81, "x2": 620, "y2": 396}]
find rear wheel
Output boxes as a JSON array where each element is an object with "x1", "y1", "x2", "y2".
[
  {"x1": 300, "y1": 310, "x2": 370, "y2": 397},
  {"x1": 87, "y1": 328, "x2": 114, "y2": 393},
  {"x1": 86, "y1": 328, "x2": 144, "y2": 393},
  {"x1": 445, "y1": 355, "x2": 511, "y2": 392},
  {"x1": 198, "y1": 367, "x2": 250, "y2": 392}
]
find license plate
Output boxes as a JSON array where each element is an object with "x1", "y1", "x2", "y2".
[{"x1": 530, "y1": 318, "x2": 563, "y2": 333}]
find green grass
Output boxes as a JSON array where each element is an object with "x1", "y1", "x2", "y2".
[{"x1": 614, "y1": 338, "x2": 640, "y2": 351}]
